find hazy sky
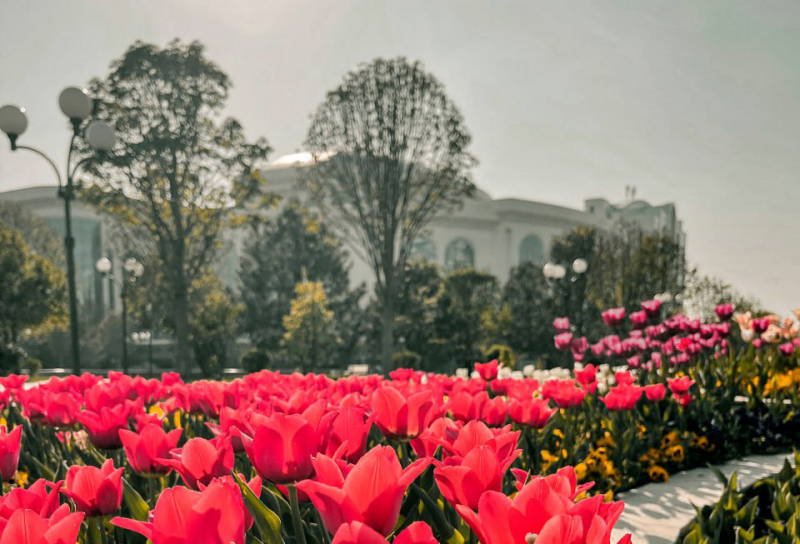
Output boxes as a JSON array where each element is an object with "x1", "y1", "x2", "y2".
[{"x1": 1, "y1": 0, "x2": 798, "y2": 314}]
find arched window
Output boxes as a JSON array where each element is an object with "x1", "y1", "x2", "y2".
[
  {"x1": 519, "y1": 235, "x2": 545, "y2": 265},
  {"x1": 409, "y1": 237, "x2": 436, "y2": 263},
  {"x1": 445, "y1": 238, "x2": 475, "y2": 272}
]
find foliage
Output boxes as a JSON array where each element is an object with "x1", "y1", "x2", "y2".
[
  {"x1": 586, "y1": 222, "x2": 685, "y2": 312},
  {"x1": 0, "y1": 201, "x2": 64, "y2": 267},
  {"x1": 678, "y1": 453, "x2": 800, "y2": 544},
  {"x1": 369, "y1": 260, "x2": 443, "y2": 370},
  {"x1": 301, "y1": 56, "x2": 476, "y2": 368},
  {"x1": 239, "y1": 201, "x2": 365, "y2": 365},
  {"x1": 0, "y1": 224, "x2": 67, "y2": 344},
  {"x1": 281, "y1": 280, "x2": 336, "y2": 371},
  {"x1": 435, "y1": 268, "x2": 500, "y2": 369},
  {"x1": 79, "y1": 39, "x2": 271, "y2": 374},
  {"x1": 240, "y1": 347, "x2": 271, "y2": 374},
  {"x1": 503, "y1": 261, "x2": 554, "y2": 363},
  {"x1": 683, "y1": 269, "x2": 763, "y2": 321},
  {"x1": 189, "y1": 273, "x2": 243, "y2": 378}
]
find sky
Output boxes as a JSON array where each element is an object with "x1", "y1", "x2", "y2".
[{"x1": 1, "y1": 0, "x2": 799, "y2": 314}]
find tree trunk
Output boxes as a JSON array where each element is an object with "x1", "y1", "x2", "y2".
[
  {"x1": 381, "y1": 298, "x2": 395, "y2": 371},
  {"x1": 173, "y1": 242, "x2": 191, "y2": 377},
  {"x1": 380, "y1": 269, "x2": 395, "y2": 371}
]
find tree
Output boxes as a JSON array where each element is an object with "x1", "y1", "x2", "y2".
[
  {"x1": 586, "y1": 222, "x2": 685, "y2": 312},
  {"x1": 189, "y1": 274, "x2": 243, "y2": 378},
  {"x1": 0, "y1": 224, "x2": 67, "y2": 344},
  {"x1": 80, "y1": 40, "x2": 271, "y2": 374},
  {"x1": 434, "y1": 268, "x2": 500, "y2": 370},
  {"x1": 238, "y1": 202, "x2": 365, "y2": 366},
  {"x1": 282, "y1": 280, "x2": 336, "y2": 371},
  {"x1": 503, "y1": 262, "x2": 555, "y2": 363},
  {"x1": 302, "y1": 57, "x2": 477, "y2": 369},
  {"x1": 367, "y1": 260, "x2": 443, "y2": 370},
  {"x1": 683, "y1": 269, "x2": 762, "y2": 321},
  {"x1": 0, "y1": 202, "x2": 64, "y2": 267}
]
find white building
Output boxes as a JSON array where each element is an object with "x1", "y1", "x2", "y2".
[
  {"x1": 1, "y1": 160, "x2": 685, "y2": 304},
  {"x1": 262, "y1": 154, "x2": 685, "y2": 288}
]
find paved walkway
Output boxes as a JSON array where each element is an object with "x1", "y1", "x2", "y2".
[{"x1": 610, "y1": 452, "x2": 794, "y2": 544}]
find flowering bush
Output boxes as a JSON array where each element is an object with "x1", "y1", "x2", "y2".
[{"x1": 1, "y1": 302, "x2": 799, "y2": 543}]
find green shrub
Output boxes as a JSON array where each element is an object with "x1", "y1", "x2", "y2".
[
  {"x1": 241, "y1": 347, "x2": 271, "y2": 374},
  {"x1": 678, "y1": 452, "x2": 800, "y2": 543}
]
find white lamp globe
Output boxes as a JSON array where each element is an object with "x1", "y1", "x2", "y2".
[
  {"x1": 59, "y1": 87, "x2": 93, "y2": 120},
  {"x1": 0, "y1": 105, "x2": 28, "y2": 136},
  {"x1": 543, "y1": 263, "x2": 556, "y2": 278},
  {"x1": 86, "y1": 121, "x2": 116, "y2": 151},
  {"x1": 552, "y1": 264, "x2": 567, "y2": 279},
  {"x1": 95, "y1": 257, "x2": 112, "y2": 274},
  {"x1": 572, "y1": 258, "x2": 588, "y2": 274}
]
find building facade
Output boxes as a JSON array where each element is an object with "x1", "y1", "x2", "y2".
[
  {"x1": 262, "y1": 155, "x2": 685, "y2": 289},
  {"x1": 1, "y1": 161, "x2": 685, "y2": 307}
]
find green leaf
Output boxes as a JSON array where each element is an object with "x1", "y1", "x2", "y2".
[
  {"x1": 122, "y1": 477, "x2": 150, "y2": 521},
  {"x1": 232, "y1": 472, "x2": 283, "y2": 544}
]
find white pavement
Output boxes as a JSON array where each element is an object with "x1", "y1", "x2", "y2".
[{"x1": 610, "y1": 452, "x2": 794, "y2": 544}]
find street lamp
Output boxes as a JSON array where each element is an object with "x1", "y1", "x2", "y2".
[
  {"x1": 543, "y1": 262, "x2": 566, "y2": 280},
  {"x1": 1, "y1": 89, "x2": 116, "y2": 375},
  {"x1": 96, "y1": 256, "x2": 143, "y2": 374},
  {"x1": 572, "y1": 258, "x2": 588, "y2": 275}
]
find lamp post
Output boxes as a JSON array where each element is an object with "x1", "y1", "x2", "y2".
[
  {"x1": 96, "y1": 256, "x2": 143, "y2": 373},
  {"x1": 0, "y1": 90, "x2": 116, "y2": 375},
  {"x1": 570, "y1": 259, "x2": 589, "y2": 335},
  {"x1": 543, "y1": 259, "x2": 589, "y2": 333}
]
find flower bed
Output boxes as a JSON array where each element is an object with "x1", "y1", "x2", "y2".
[{"x1": 0, "y1": 302, "x2": 797, "y2": 544}]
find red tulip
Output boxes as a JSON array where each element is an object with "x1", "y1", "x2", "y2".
[
  {"x1": 554, "y1": 333, "x2": 573, "y2": 351},
  {"x1": 77, "y1": 404, "x2": 132, "y2": 450},
  {"x1": 641, "y1": 299, "x2": 661, "y2": 320},
  {"x1": 0, "y1": 425, "x2": 22, "y2": 482},
  {"x1": 158, "y1": 437, "x2": 234, "y2": 489},
  {"x1": 508, "y1": 398, "x2": 555, "y2": 428},
  {"x1": 435, "y1": 444, "x2": 520, "y2": 511},
  {"x1": 371, "y1": 387, "x2": 433, "y2": 440},
  {"x1": 442, "y1": 420, "x2": 520, "y2": 464},
  {"x1": 574, "y1": 365, "x2": 597, "y2": 386},
  {"x1": 61, "y1": 459, "x2": 123, "y2": 517},
  {"x1": 480, "y1": 396, "x2": 508, "y2": 426},
  {"x1": 332, "y1": 521, "x2": 438, "y2": 544},
  {"x1": 615, "y1": 372, "x2": 635, "y2": 387},
  {"x1": 629, "y1": 311, "x2": 647, "y2": 330},
  {"x1": 236, "y1": 412, "x2": 316, "y2": 484},
  {"x1": 112, "y1": 479, "x2": 246, "y2": 544},
  {"x1": 43, "y1": 393, "x2": 81, "y2": 427},
  {"x1": 601, "y1": 307, "x2": 626, "y2": 328},
  {"x1": 553, "y1": 317, "x2": 571, "y2": 332},
  {"x1": 0, "y1": 479, "x2": 63, "y2": 520},
  {"x1": 0, "y1": 505, "x2": 83, "y2": 544},
  {"x1": 714, "y1": 303, "x2": 734, "y2": 321},
  {"x1": 321, "y1": 407, "x2": 375, "y2": 463},
  {"x1": 120, "y1": 424, "x2": 182, "y2": 477},
  {"x1": 458, "y1": 474, "x2": 629, "y2": 544},
  {"x1": 449, "y1": 391, "x2": 488, "y2": 423},
  {"x1": 542, "y1": 379, "x2": 586, "y2": 408},
  {"x1": 644, "y1": 384, "x2": 666, "y2": 401},
  {"x1": 410, "y1": 416, "x2": 461, "y2": 458},
  {"x1": 474, "y1": 360, "x2": 499, "y2": 381},
  {"x1": 601, "y1": 385, "x2": 642, "y2": 411},
  {"x1": 297, "y1": 445, "x2": 431, "y2": 536},
  {"x1": 668, "y1": 376, "x2": 695, "y2": 396}
]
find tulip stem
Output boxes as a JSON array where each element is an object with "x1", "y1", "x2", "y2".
[
  {"x1": 148, "y1": 476, "x2": 158, "y2": 507},
  {"x1": 288, "y1": 483, "x2": 307, "y2": 544}
]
